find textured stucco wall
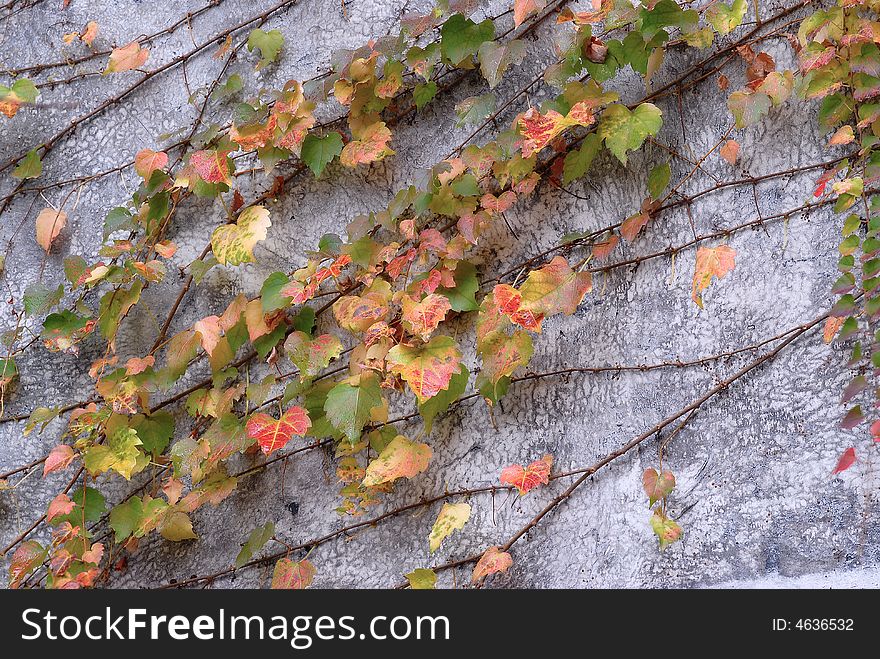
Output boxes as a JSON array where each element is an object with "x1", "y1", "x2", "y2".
[{"x1": 0, "y1": 0, "x2": 877, "y2": 589}]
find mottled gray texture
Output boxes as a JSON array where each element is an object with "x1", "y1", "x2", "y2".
[{"x1": 0, "y1": 0, "x2": 876, "y2": 589}]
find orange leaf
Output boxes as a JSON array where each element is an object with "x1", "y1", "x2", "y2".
[
  {"x1": 362, "y1": 435, "x2": 432, "y2": 486},
  {"x1": 81, "y1": 21, "x2": 99, "y2": 46},
  {"x1": 518, "y1": 255, "x2": 592, "y2": 317},
  {"x1": 823, "y1": 316, "x2": 845, "y2": 343},
  {"x1": 104, "y1": 41, "x2": 148, "y2": 74},
  {"x1": 514, "y1": 0, "x2": 546, "y2": 27},
  {"x1": 518, "y1": 107, "x2": 567, "y2": 158},
  {"x1": 692, "y1": 245, "x2": 736, "y2": 308},
  {"x1": 472, "y1": 546, "x2": 513, "y2": 583},
  {"x1": 271, "y1": 558, "x2": 316, "y2": 589},
  {"x1": 828, "y1": 125, "x2": 855, "y2": 147},
  {"x1": 401, "y1": 294, "x2": 452, "y2": 340},
  {"x1": 387, "y1": 335, "x2": 462, "y2": 403},
  {"x1": 642, "y1": 467, "x2": 675, "y2": 506},
  {"x1": 500, "y1": 455, "x2": 553, "y2": 495},
  {"x1": 35, "y1": 208, "x2": 67, "y2": 252},
  {"x1": 720, "y1": 139, "x2": 740, "y2": 165},
  {"x1": 134, "y1": 148, "x2": 168, "y2": 178},
  {"x1": 340, "y1": 121, "x2": 394, "y2": 167},
  {"x1": 245, "y1": 407, "x2": 311, "y2": 455},
  {"x1": 46, "y1": 493, "x2": 75, "y2": 522}
]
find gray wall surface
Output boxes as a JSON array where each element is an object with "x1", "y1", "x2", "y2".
[{"x1": 0, "y1": 0, "x2": 876, "y2": 588}]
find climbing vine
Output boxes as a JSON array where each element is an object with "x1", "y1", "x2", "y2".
[{"x1": 0, "y1": 0, "x2": 875, "y2": 589}]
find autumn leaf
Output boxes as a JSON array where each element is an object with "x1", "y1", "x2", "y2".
[
  {"x1": 35, "y1": 208, "x2": 67, "y2": 252},
  {"x1": 642, "y1": 468, "x2": 675, "y2": 506},
  {"x1": 650, "y1": 511, "x2": 682, "y2": 550},
  {"x1": 8, "y1": 540, "x2": 47, "y2": 589},
  {"x1": 620, "y1": 212, "x2": 650, "y2": 242},
  {"x1": 246, "y1": 406, "x2": 311, "y2": 455},
  {"x1": 104, "y1": 41, "x2": 149, "y2": 74},
  {"x1": 387, "y1": 335, "x2": 463, "y2": 403},
  {"x1": 43, "y1": 444, "x2": 76, "y2": 476},
  {"x1": 832, "y1": 447, "x2": 856, "y2": 474},
  {"x1": 189, "y1": 149, "x2": 232, "y2": 186},
  {"x1": 692, "y1": 245, "x2": 736, "y2": 308},
  {"x1": 333, "y1": 279, "x2": 391, "y2": 333},
  {"x1": 362, "y1": 435, "x2": 432, "y2": 486},
  {"x1": 823, "y1": 316, "x2": 844, "y2": 343},
  {"x1": 211, "y1": 205, "x2": 271, "y2": 266},
  {"x1": 284, "y1": 332, "x2": 343, "y2": 379},
  {"x1": 429, "y1": 502, "x2": 471, "y2": 553},
  {"x1": 81, "y1": 21, "x2": 99, "y2": 46},
  {"x1": 518, "y1": 107, "x2": 568, "y2": 158},
  {"x1": 514, "y1": 0, "x2": 546, "y2": 27},
  {"x1": 134, "y1": 148, "x2": 168, "y2": 178},
  {"x1": 500, "y1": 455, "x2": 553, "y2": 495},
  {"x1": 46, "y1": 493, "x2": 76, "y2": 523},
  {"x1": 518, "y1": 255, "x2": 592, "y2": 317},
  {"x1": 401, "y1": 294, "x2": 452, "y2": 340},
  {"x1": 719, "y1": 139, "x2": 740, "y2": 164},
  {"x1": 472, "y1": 546, "x2": 513, "y2": 583},
  {"x1": 0, "y1": 78, "x2": 38, "y2": 118},
  {"x1": 340, "y1": 121, "x2": 394, "y2": 167},
  {"x1": 728, "y1": 90, "x2": 771, "y2": 128},
  {"x1": 272, "y1": 558, "x2": 315, "y2": 589},
  {"x1": 828, "y1": 125, "x2": 854, "y2": 147}
]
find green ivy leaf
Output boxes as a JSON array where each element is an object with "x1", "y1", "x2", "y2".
[
  {"x1": 23, "y1": 282, "x2": 63, "y2": 316},
  {"x1": 235, "y1": 521, "x2": 275, "y2": 568},
  {"x1": 413, "y1": 81, "x2": 438, "y2": 110},
  {"x1": 648, "y1": 162, "x2": 671, "y2": 199},
  {"x1": 597, "y1": 103, "x2": 662, "y2": 164},
  {"x1": 247, "y1": 29, "x2": 284, "y2": 69},
  {"x1": 455, "y1": 93, "x2": 496, "y2": 127},
  {"x1": 562, "y1": 133, "x2": 602, "y2": 185},
  {"x1": 405, "y1": 568, "x2": 437, "y2": 589},
  {"x1": 301, "y1": 132, "x2": 343, "y2": 177},
  {"x1": 12, "y1": 149, "x2": 42, "y2": 180},
  {"x1": 706, "y1": 0, "x2": 747, "y2": 35},
  {"x1": 324, "y1": 373, "x2": 384, "y2": 444},
  {"x1": 478, "y1": 39, "x2": 527, "y2": 89},
  {"x1": 440, "y1": 14, "x2": 495, "y2": 66}
]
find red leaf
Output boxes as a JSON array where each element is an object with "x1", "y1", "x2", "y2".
[
  {"x1": 190, "y1": 149, "x2": 232, "y2": 185},
  {"x1": 246, "y1": 407, "x2": 311, "y2": 455},
  {"x1": 500, "y1": 455, "x2": 553, "y2": 495},
  {"x1": 46, "y1": 493, "x2": 75, "y2": 522},
  {"x1": 271, "y1": 558, "x2": 316, "y2": 589},
  {"x1": 832, "y1": 447, "x2": 856, "y2": 474},
  {"x1": 43, "y1": 444, "x2": 76, "y2": 477},
  {"x1": 472, "y1": 546, "x2": 513, "y2": 583}
]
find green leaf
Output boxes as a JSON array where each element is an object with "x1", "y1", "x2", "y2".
[
  {"x1": 324, "y1": 373, "x2": 384, "y2": 444},
  {"x1": 597, "y1": 103, "x2": 662, "y2": 164},
  {"x1": 130, "y1": 412, "x2": 174, "y2": 454},
  {"x1": 419, "y1": 365, "x2": 468, "y2": 433},
  {"x1": 440, "y1": 14, "x2": 495, "y2": 66},
  {"x1": 13, "y1": 149, "x2": 42, "y2": 180},
  {"x1": 455, "y1": 93, "x2": 496, "y2": 127},
  {"x1": 261, "y1": 271, "x2": 292, "y2": 312},
  {"x1": 562, "y1": 133, "x2": 602, "y2": 185},
  {"x1": 301, "y1": 132, "x2": 343, "y2": 177},
  {"x1": 23, "y1": 282, "x2": 63, "y2": 316},
  {"x1": 109, "y1": 497, "x2": 143, "y2": 542},
  {"x1": 478, "y1": 39, "x2": 527, "y2": 89},
  {"x1": 438, "y1": 260, "x2": 479, "y2": 312},
  {"x1": 405, "y1": 568, "x2": 437, "y2": 589},
  {"x1": 413, "y1": 81, "x2": 438, "y2": 110},
  {"x1": 648, "y1": 162, "x2": 671, "y2": 199},
  {"x1": 727, "y1": 90, "x2": 771, "y2": 129},
  {"x1": 235, "y1": 521, "x2": 275, "y2": 568},
  {"x1": 640, "y1": 0, "x2": 698, "y2": 36},
  {"x1": 83, "y1": 427, "x2": 145, "y2": 480},
  {"x1": 247, "y1": 29, "x2": 284, "y2": 69},
  {"x1": 212, "y1": 73, "x2": 243, "y2": 100},
  {"x1": 98, "y1": 280, "x2": 143, "y2": 344},
  {"x1": 104, "y1": 206, "x2": 135, "y2": 238},
  {"x1": 160, "y1": 511, "x2": 198, "y2": 541},
  {"x1": 706, "y1": 0, "x2": 747, "y2": 35},
  {"x1": 52, "y1": 486, "x2": 106, "y2": 527}
]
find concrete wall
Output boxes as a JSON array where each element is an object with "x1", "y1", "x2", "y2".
[{"x1": 0, "y1": 0, "x2": 876, "y2": 588}]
